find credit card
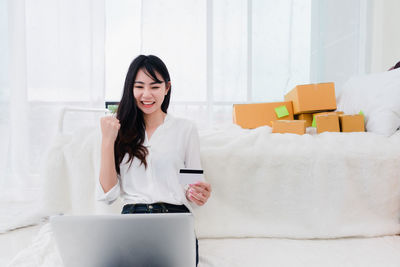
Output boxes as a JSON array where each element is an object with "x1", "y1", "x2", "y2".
[{"x1": 179, "y1": 169, "x2": 205, "y2": 185}]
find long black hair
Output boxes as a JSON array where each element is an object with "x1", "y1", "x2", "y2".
[
  {"x1": 389, "y1": 61, "x2": 400, "y2": 70},
  {"x1": 114, "y1": 55, "x2": 171, "y2": 174}
]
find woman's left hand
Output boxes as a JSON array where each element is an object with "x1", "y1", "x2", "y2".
[{"x1": 186, "y1": 182, "x2": 212, "y2": 206}]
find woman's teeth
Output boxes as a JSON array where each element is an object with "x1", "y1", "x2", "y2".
[{"x1": 142, "y1": 101, "x2": 155, "y2": 107}]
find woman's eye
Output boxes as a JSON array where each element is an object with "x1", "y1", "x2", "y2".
[
  {"x1": 134, "y1": 86, "x2": 144, "y2": 89},
  {"x1": 152, "y1": 87, "x2": 160, "y2": 90}
]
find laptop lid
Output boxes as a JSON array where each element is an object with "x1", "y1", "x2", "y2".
[{"x1": 50, "y1": 214, "x2": 196, "y2": 267}]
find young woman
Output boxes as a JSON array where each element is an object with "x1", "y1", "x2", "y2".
[{"x1": 97, "y1": 55, "x2": 211, "y2": 265}]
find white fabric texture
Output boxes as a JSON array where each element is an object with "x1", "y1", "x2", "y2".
[
  {"x1": 96, "y1": 114, "x2": 202, "y2": 208},
  {"x1": 0, "y1": 202, "x2": 44, "y2": 234},
  {"x1": 192, "y1": 126, "x2": 400, "y2": 239},
  {"x1": 198, "y1": 236, "x2": 400, "y2": 267},
  {"x1": 7, "y1": 224, "x2": 400, "y2": 267},
  {"x1": 1, "y1": 0, "x2": 106, "y2": 192},
  {"x1": 337, "y1": 68, "x2": 400, "y2": 136},
  {"x1": 6, "y1": 224, "x2": 63, "y2": 267},
  {"x1": 0, "y1": 188, "x2": 44, "y2": 233},
  {"x1": 41, "y1": 126, "x2": 122, "y2": 216},
  {"x1": 40, "y1": 124, "x2": 400, "y2": 238}
]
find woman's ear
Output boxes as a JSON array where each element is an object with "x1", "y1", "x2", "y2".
[{"x1": 165, "y1": 81, "x2": 171, "y2": 95}]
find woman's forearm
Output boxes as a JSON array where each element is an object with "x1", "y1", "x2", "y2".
[{"x1": 99, "y1": 140, "x2": 118, "y2": 193}]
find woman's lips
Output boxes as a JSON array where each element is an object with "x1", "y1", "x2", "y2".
[{"x1": 141, "y1": 101, "x2": 155, "y2": 108}]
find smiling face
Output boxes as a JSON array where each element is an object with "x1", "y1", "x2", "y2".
[{"x1": 133, "y1": 68, "x2": 170, "y2": 116}]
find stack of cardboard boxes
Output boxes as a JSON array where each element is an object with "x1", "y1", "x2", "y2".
[{"x1": 233, "y1": 82, "x2": 365, "y2": 134}]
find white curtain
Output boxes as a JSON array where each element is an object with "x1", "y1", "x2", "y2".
[
  {"x1": 1, "y1": 0, "x2": 105, "y2": 194},
  {"x1": 105, "y1": 0, "x2": 311, "y2": 128},
  {"x1": 310, "y1": 0, "x2": 369, "y2": 94}
]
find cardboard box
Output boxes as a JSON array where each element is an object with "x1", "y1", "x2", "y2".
[
  {"x1": 339, "y1": 114, "x2": 365, "y2": 132},
  {"x1": 311, "y1": 111, "x2": 344, "y2": 127},
  {"x1": 284, "y1": 82, "x2": 337, "y2": 114},
  {"x1": 233, "y1": 102, "x2": 294, "y2": 129},
  {"x1": 295, "y1": 113, "x2": 313, "y2": 127},
  {"x1": 313, "y1": 111, "x2": 344, "y2": 117},
  {"x1": 272, "y1": 120, "x2": 306, "y2": 135},
  {"x1": 315, "y1": 113, "x2": 340, "y2": 133}
]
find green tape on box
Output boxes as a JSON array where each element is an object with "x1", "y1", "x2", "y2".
[
  {"x1": 275, "y1": 105, "x2": 289, "y2": 118},
  {"x1": 312, "y1": 116, "x2": 316, "y2": 128},
  {"x1": 108, "y1": 105, "x2": 118, "y2": 114},
  {"x1": 359, "y1": 110, "x2": 365, "y2": 122}
]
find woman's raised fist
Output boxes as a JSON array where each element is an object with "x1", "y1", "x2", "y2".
[{"x1": 100, "y1": 116, "x2": 120, "y2": 143}]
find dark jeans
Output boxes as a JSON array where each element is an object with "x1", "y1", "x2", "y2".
[{"x1": 121, "y1": 203, "x2": 199, "y2": 266}]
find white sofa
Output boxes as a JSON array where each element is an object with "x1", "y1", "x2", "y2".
[
  {"x1": 9, "y1": 124, "x2": 400, "y2": 267},
  {"x1": 192, "y1": 126, "x2": 400, "y2": 266}
]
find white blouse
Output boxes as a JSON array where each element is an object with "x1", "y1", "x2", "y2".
[{"x1": 96, "y1": 114, "x2": 202, "y2": 210}]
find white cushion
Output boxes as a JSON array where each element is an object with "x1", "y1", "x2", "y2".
[{"x1": 337, "y1": 69, "x2": 400, "y2": 136}]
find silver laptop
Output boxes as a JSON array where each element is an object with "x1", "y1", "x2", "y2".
[{"x1": 50, "y1": 214, "x2": 196, "y2": 267}]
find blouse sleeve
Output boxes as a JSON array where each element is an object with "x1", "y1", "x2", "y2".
[
  {"x1": 96, "y1": 176, "x2": 121, "y2": 205},
  {"x1": 184, "y1": 123, "x2": 202, "y2": 170}
]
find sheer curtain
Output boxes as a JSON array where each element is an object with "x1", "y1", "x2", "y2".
[
  {"x1": 310, "y1": 0, "x2": 370, "y2": 94},
  {"x1": 1, "y1": 0, "x2": 105, "y2": 194},
  {"x1": 143, "y1": 0, "x2": 311, "y2": 127},
  {"x1": 105, "y1": 0, "x2": 312, "y2": 128}
]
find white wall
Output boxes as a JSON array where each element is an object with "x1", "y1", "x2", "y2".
[{"x1": 370, "y1": 0, "x2": 400, "y2": 72}]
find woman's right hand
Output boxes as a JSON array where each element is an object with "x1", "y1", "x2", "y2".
[{"x1": 100, "y1": 116, "x2": 121, "y2": 143}]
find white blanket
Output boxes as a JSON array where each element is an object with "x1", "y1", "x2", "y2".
[
  {"x1": 0, "y1": 190, "x2": 45, "y2": 234},
  {"x1": 40, "y1": 125, "x2": 400, "y2": 239},
  {"x1": 6, "y1": 224, "x2": 62, "y2": 267},
  {"x1": 193, "y1": 126, "x2": 400, "y2": 239}
]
